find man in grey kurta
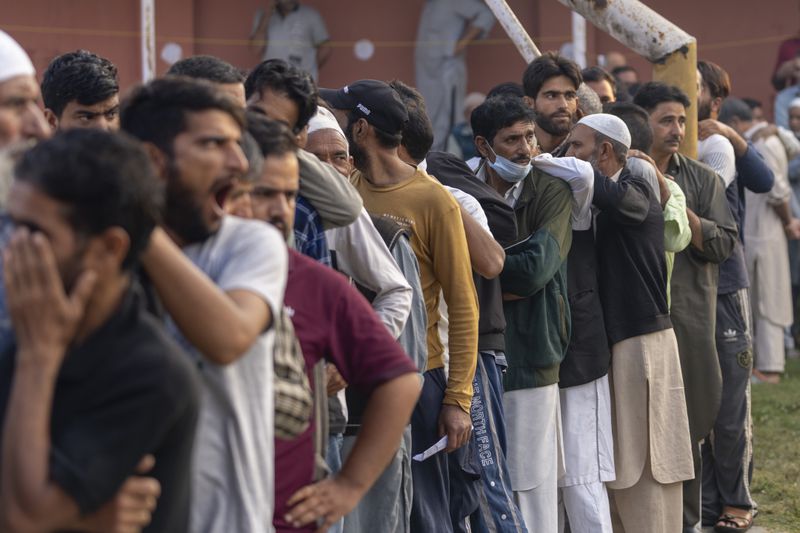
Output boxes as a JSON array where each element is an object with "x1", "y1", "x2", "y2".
[
  {"x1": 252, "y1": 0, "x2": 330, "y2": 81},
  {"x1": 634, "y1": 83, "x2": 738, "y2": 533},
  {"x1": 414, "y1": 0, "x2": 494, "y2": 151}
]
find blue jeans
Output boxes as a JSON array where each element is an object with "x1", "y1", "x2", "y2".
[
  {"x1": 470, "y1": 352, "x2": 528, "y2": 533},
  {"x1": 326, "y1": 434, "x2": 344, "y2": 533}
]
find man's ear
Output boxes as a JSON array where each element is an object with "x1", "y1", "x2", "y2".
[
  {"x1": 523, "y1": 95, "x2": 535, "y2": 110},
  {"x1": 84, "y1": 227, "x2": 131, "y2": 274},
  {"x1": 142, "y1": 142, "x2": 169, "y2": 181},
  {"x1": 474, "y1": 136, "x2": 492, "y2": 159},
  {"x1": 711, "y1": 96, "x2": 723, "y2": 117},
  {"x1": 43, "y1": 108, "x2": 59, "y2": 131},
  {"x1": 353, "y1": 118, "x2": 369, "y2": 140}
]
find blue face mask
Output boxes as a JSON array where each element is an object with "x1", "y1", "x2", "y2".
[{"x1": 487, "y1": 145, "x2": 531, "y2": 183}]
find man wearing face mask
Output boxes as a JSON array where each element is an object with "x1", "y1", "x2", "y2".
[{"x1": 470, "y1": 95, "x2": 573, "y2": 532}]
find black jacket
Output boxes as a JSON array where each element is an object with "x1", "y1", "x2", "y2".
[
  {"x1": 425, "y1": 151, "x2": 517, "y2": 352},
  {"x1": 594, "y1": 165, "x2": 672, "y2": 345},
  {"x1": 560, "y1": 227, "x2": 611, "y2": 388}
]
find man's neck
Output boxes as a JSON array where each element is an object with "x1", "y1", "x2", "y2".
[
  {"x1": 74, "y1": 274, "x2": 130, "y2": 344},
  {"x1": 484, "y1": 164, "x2": 515, "y2": 196},
  {"x1": 653, "y1": 150, "x2": 674, "y2": 174},
  {"x1": 360, "y1": 149, "x2": 417, "y2": 187},
  {"x1": 535, "y1": 126, "x2": 566, "y2": 154},
  {"x1": 600, "y1": 161, "x2": 623, "y2": 179}
]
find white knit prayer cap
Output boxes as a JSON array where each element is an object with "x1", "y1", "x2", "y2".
[
  {"x1": 577, "y1": 113, "x2": 632, "y2": 149},
  {"x1": 308, "y1": 106, "x2": 348, "y2": 149},
  {"x1": 0, "y1": 31, "x2": 35, "y2": 84}
]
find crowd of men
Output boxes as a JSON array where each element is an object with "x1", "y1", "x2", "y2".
[{"x1": 0, "y1": 18, "x2": 796, "y2": 533}]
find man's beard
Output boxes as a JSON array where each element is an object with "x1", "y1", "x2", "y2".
[
  {"x1": 697, "y1": 99, "x2": 712, "y2": 121},
  {"x1": 536, "y1": 110, "x2": 573, "y2": 137},
  {"x1": 164, "y1": 164, "x2": 213, "y2": 246},
  {"x1": 345, "y1": 119, "x2": 370, "y2": 170}
]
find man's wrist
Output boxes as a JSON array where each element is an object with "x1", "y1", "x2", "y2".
[{"x1": 14, "y1": 352, "x2": 62, "y2": 379}]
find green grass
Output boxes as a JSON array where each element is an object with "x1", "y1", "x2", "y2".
[{"x1": 750, "y1": 357, "x2": 800, "y2": 532}]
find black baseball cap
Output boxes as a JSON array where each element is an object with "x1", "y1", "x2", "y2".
[{"x1": 320, "y1": 79, "x2": 408, "y2": 135}]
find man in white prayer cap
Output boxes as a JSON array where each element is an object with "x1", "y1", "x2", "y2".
[
  {"x1": 565, "y1": 114, "x2": 694, "y2": 533},
  {"x1": 0, "y1": 30, "x2": 50, "y2": 147}
]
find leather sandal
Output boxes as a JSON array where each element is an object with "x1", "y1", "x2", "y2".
[{"x1": 714, "y1": 508, "x2": 753, "y2": 532}]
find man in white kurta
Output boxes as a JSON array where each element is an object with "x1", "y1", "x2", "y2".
[{"x1": 743, "y1": 124, "x2": 794, "y2": 376}]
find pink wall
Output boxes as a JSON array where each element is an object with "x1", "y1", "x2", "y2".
[{"x1": 1, "y1": 0, "x2": 798, "y2": 119}]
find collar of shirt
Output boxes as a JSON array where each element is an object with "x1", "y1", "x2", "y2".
[
  {"x1": 609, "y1": 168, "x2": 623, "y2": 183},
  {"x1": 475, "y1": 161, "x2": 525, "y2": 207},
  {"x1": 667, "y1": 152, "x2": 683, "y2": 175}
]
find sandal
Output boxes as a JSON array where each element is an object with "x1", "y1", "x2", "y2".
[{"x1": 714, "y1": 508, "x2": 753, "y2": 532}]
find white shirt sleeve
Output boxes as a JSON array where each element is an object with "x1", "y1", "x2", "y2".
[
  {"x1": 625, "y1": 157, "x2": 662, "y2": 205},
  {"x1": 444, "y1": 185, "x2": 492, "y2": 235},
  {"x1": 325, "y1": 209, "x2": 412, "y2": 339},
  {"x1": 777, "y1": 126, "x2": 800, "y2": 159},
  {"x1": 697, "y1": 134, "x2": 736, "y2": 188},
  {"x1": 532, "y1": 153, "x2": 594, "y2": 230}
]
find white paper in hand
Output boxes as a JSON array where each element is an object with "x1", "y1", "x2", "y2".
[{"x1": 412, "y1": 436, "x2": 448, "y2": 462}]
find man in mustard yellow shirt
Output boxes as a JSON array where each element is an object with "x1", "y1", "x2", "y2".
[{"x1": 323, "y1": 79, "x2": 479, "y2": 533}]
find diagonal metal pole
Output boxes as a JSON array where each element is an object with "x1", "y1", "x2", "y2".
[
  {"x1": 555, "y1": 0, "x2": 698, "y2": 157},
  {"x1": 483, "y1": 0, "x2": 541, "y2": 63},
  {"x1": 484, "y1": 0, "x2": 698, "y2": 157}
]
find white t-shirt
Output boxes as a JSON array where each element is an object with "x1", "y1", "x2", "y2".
[{"x1": 169, "y1": 216, "x2": 287, "y2": 533}]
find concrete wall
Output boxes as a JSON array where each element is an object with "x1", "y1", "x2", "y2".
[{"x1": 1, "y1": 0, "x2": 798, "y2": 118}]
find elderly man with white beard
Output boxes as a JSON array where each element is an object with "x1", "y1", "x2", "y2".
[{"x1": 565, "y1": 113, "x2": 694, "y2": 533}]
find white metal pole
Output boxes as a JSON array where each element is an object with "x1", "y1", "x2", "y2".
[
  {"x1": 571, "y1": 12, "x2": 587, "y2": 68},
  {"x1": 482, "y1": 0, "x2": 541, "y2": 63},
  {"x1": 555, "y1": 0, "x2": 694, "y2": 62},
  {"x1": 141, "y1": 0, "x2": 156, "y2": 82}
]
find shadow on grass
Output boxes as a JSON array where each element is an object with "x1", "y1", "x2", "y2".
[{"x1": 751, "y1": 357, "x2": 800, "y2": 532}]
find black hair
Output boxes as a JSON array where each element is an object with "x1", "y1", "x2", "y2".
[
  {"x1": 582, "y1": 66, "x2": 615, "y2": 85},
  {"x1": 388, "y1": 79, "x2": 434, "y2": 163},
  {"x1": 607, "y1": 102, "x2": 654, "y2": 152},
  {"x1": 121, "y1": 77, "x2": 245, "y2": 156},
  {"x1": 611, "y1": 65, "x2": 637, "y2": 78},
  {"x1": 522, "y1": 52, "x2": 582, "y2": 99},
  {"x1": 633, "y1": 82, "x2": 691, "y2": 112},
  {"x1": 345, "y1": 111, "x2": 403, "y2": 150},
  {"x1": 14, "y1": 129, "x2": 162, "y2": 270},
  {"x1": 246, "y1": 110, "x2": 297, "y2": 158},
  {"x1": 471, "y1": 96, "x2": 537, "y2": 145},
  {"x1": 486, "y1": 82, "x2": 525, "y2": 99},
  {"x1": 244, "y1": 59, "x2": 318, "y2": 133},
  {"x1": 719, "y1": 98, "x2": 753, "y2": 125},
  {"x1": 41, "y1": 50, "x2": 119, "y2": 117},
  {"x1": 577, "y1": 84, "x2": 602, "y2": 116},
  {"x1": 698, "y1": 60, "x2": 731, "y2": 100},
  {"x1": 742, "y1": 97, "x2": 763, "y2": 110},
  {"x1": 167, "y1": 55, "x2": 245, "y2": 84}
]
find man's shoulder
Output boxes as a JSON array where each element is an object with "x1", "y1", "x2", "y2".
[
  {"x1": 676, "y1": 153, "x2": 719, "y2": 181},
  {"x1": 208, "y1": 216, "x2": 284, "y2": 259},
  {"x1": 80, "y1": 293, "x2": 198, "y2": 399},
  {"x1": 530, "y1": 166, "x2": 573, "y2": 197},
  {"x1": 289, "y1": 249, "x2": 345, "y2": 288}
]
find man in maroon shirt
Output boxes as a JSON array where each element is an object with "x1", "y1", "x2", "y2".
[{"x1": 245, "y1": 111, "x2": 421, "y2": 532}]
